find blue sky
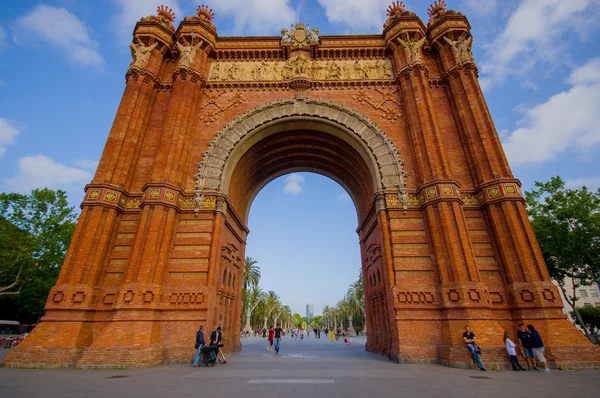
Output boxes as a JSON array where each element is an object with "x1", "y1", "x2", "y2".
[{"x1": 0, "y1": 0, "x2": 599, "y2": 316}]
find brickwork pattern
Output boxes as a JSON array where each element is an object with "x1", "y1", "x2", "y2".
[{"x1": 3, "y1": 4, "x2": 599, "y2": 369}]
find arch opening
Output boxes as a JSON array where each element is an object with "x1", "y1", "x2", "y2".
[
  {"x1": 226, "y1": 118, "x2": 376, "y2": 223},
  {"x1": 193, "y1": 96, "x2": 409, "y2": 222}
]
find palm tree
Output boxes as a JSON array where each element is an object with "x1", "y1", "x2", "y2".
[
  {"x1": 337, "y1": 298, "x2": 351, "y2": 331},
  {"x1": 262, "y1": 290, "x2": 280, "y2": 329},
  {"x1": 347, "y1": 274, "x2": 365, "y2": 334},
  {"x1": 243, "y1": 257, "x2": 261, "y2": 291},
  {"x1": 243, "y1": 285, "x2": 266, "y2": 333},
  {"x1": 322, "y1": 305, "x2": 332, "y2": 328}
]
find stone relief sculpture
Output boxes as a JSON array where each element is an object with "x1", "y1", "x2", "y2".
[
  {"x1": 129, "y1": 38, "x2": 158, "y2": 69},
  {"x1": 176, "y1": 36, "x2": 203, "y2": 68},
  {"x1": 443, "y1": 34, "x2": 474, "y2": 65},
  {"x1": 280, "y1": 23, "x2": 319, "y2": 48},
  {"x1": 309, "y1": 28, "x2": 320, "y2": 42},
  {"x1": 209, "y1": 63, "x2": 221, "y2": 80},
  {"x1": 397, "y1": 33, "x2": 426, "y2": 64},
  {"x1": 207, "y1": 57, "x2": 395, "y2": 82}
]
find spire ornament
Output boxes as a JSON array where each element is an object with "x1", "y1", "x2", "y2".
[
  {"x1": 157, "y1": 5, "x2": 176, "y2": 23},
  {"x1": 140, "y1": 5, "x2": 176, "y2": 30},
  {"x1": 386, "y1": 1, "x2": 405, "y2": 18},
  {"x1": 427, "y1": 0, "x2": 446, "y2": 26},
  {"x1": 384, "y1": 1, "x2": 415, "y2": 28},
  {"x1": 183, "y1": 4, "x2": 217, "y2": 30},
  {"x1": 196, "y1": 5, "x2": 214, "y2": 22}
]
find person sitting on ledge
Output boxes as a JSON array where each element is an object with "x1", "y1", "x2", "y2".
[{"x1": 463, "y1": 325, "x2": 486, "y2": 371}]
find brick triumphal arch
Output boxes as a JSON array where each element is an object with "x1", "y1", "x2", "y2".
[{"x1": 5, "y1": 2, "x2": 599, "y2": 369}]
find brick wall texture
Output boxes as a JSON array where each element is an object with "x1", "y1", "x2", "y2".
[{"x1": 3, "y1": 6, "x2": 599, "y2": 370}]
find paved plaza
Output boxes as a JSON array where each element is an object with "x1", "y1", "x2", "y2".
[{"x1": 1, "y1": 336, "x2": 599, "y2": 397}]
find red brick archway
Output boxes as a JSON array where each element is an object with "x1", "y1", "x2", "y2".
[{"x1": 4, "y1": 3, "x2": 598, "y2": 369}]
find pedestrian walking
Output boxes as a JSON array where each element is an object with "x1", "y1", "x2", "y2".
[
  {"x1": 463, "y1": 326, "x2": 486, "y2": 371},
  {"x1": 329, "y1": 329, "x2": 334, "y2": 342},
  {"x1": 503, "y1": 332, "x2": 526, "y2": 371},
  {"x1": 274, "y1": 324, "x2": 284, "y2": 356},
  {"x1": 517, "y1": 323, "x2": 537, "y2": 370},
  {"x1": 192, "y1": 325, "x2": 205, "y2": 367},
  {"x1": 267, "y1": 326, "x2": 274, "y2": 352},
  {"x1": 528, "y1": 324, "x2": 550, "y2": 373}
]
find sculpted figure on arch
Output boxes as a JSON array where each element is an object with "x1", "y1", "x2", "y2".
[
  {"x1": 129, "y1": 38, "x2": 158, "y2": 69},
  {"x1": 177, "y1": 36, "x2": 203, "y2": 69},
  {"x1": 397, "y1": 33, "x2": 426, "y2": 65},
  {"x1": 443, "y1": 34, "x2": 474, "y2": 65}
]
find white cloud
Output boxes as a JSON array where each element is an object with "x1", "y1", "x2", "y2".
[
  {"x1": 74, "y1": 159, "x2": 99, "y2": 171},
  {"x1": 111, "y1": 0, "x2": 183, "y2": 45},
  {"x1": 461, "y1": 0, "x2": 497, "y2": 16},
  {"x1": 565, "y1": 177, "x2": 600, "y2": 190},
  {"x1": 502, "y1": 57, "x2": 600, "y2": 166},
  {"x1": 213, "y1": 0, "x2": 297, "y2": 35},
  {"x1": 479, "y1": 0, "x2": 599, "y2": 91},
  {"x1": 5, "y1": 155, "x2": 92, "y2": 192},
  {"x1": 283, "y1": 173, "x2": 305, "y2": 195},
  {"x1": 14, "y1": 4, "x2": 105, "y2": 69},
  {"x1": 336, "y1": 192, "x2": 350, "y2": 201},
  {"x1": 317, "y1": 0, "x2": 389, "y2": 32},
  {"x1": 0, "y1": 118, "x2": 21, "y2": 156}
]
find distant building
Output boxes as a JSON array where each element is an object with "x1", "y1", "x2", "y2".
[
  {"x1": 553, "y1": 277, "x2": 600, "y2": 332},
  {"x1": 306, "y1": 304, "x2": 314, "y2": 319}
]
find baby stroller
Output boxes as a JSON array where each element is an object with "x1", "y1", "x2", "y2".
[{"x1": 200, "y1": 344, "x2": 220, "y2": 367}]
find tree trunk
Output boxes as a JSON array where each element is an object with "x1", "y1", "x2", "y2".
[
  {"x1": 559, "y1": 281, "x2": 592, "y2": 340},
  {"x1": 243, "y1": 308, "x2": 252, "y2": 332},
  {"x1": 348, "y1": 315, "x2": 354, "y2": 334},
  {"x1": 263, "y1": 316, "x2": 267, "y2": 330}
]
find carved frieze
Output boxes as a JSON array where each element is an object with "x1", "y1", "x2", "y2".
[{"x1": 207, "y1": 57, "x2": 394, "y2": 82}]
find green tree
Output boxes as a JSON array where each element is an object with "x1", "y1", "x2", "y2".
[
  {"x1": 261, "y1": 290, "x2": 280, "y2": 329},
  {"x1": 0, "y1": 189, "x2": 77, "y2": 321},
  {"x1": 242, "y1": 285, "x2": 265, "y2": 332},
  {"x1": 243, "y1": 257, "x2": 261, "y2": 291},
  {"x1": 293, "y1": 313, "x2": 303, "y2": 328},
  {"x1": 525, "y1": 176, "x2": 600, "y2": 339},
  {"x1": 571, "y1": 306, "x2": 600, "y2": 335}
]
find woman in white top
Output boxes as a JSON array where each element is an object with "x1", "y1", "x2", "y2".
[{"x1": 504, "y1": 332, "x2": 526, "y2": 371}]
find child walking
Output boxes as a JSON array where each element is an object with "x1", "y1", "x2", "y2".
[{"x1": 504, "y1": 332, "x2": 526, "y2": 371}]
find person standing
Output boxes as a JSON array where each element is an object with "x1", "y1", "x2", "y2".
[
  {"x1": 528, "y1": 324, "x2": 550, "y2": 373},
  {"x1": 192, "y1": 325, "x2": 205, "y2": 367},
  {"x1": 503, "y1": 332, "x2": 526, "y2": 371},
  {"x1": 462, "y1": 326, "x2": 486, "y2": 371},
  {"x1": 517, "y1": 323, "x2": 537, "y2": 370},
  {"x1": 267, "y1": 326, "x2": 274, "y2": 352},
  {"x1": 274, "y1": 324, "x2": 284, "y2": 356}
]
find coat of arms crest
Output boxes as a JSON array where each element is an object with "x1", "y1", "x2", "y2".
[{"x1": 281, "y1": 23, "x2": 319, "y2": 48}]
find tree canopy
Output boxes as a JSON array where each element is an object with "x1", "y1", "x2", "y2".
[
  {"x1": 0, "y1": 189, "x2": 77, "y2": 322},
  {"x1": 525, "y1": 176, "x2": 600, "y2": 338}
]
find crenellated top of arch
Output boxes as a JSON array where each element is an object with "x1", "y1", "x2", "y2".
[{"x1": 193, "y1": 94, "x2": 409, "y2": 212}]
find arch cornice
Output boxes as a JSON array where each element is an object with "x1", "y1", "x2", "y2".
[{"x1": 193, "y1": 94, "x2": 409, "y2": 213}]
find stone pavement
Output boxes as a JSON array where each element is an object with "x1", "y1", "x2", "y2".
[{"x1": 1, "y1": 336, "x2": 598, "y2": 397}]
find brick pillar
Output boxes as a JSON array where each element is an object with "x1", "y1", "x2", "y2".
[
  {"x1": 73, "y1": 24, "x2": 216, "y2": 367},
  {"x1": 1, "y1": 19, "x2": 174, "y2": 369},
  {"x1": 384, "y1": 11, "x2": 505, "y2": 366},
  {"x1": 430, "y1": 11, "x2": 598, "y2": 366}
]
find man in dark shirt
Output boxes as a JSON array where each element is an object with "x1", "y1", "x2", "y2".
[
  {"x1": 274, "y1": 324, "x2": 284, "y2": 356},
  {"x1": 462, "y1": 326, "x2": 486, "y2": 371},
  {"x1": 517, "y1": 323, "x2": 537, "y2": 370},
  {"x1": 210, "y1": 326, "x2": 222, "y2": 346},
  {"x1": 192, "y1": 325, "x2": 205, "y2": 367}
]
